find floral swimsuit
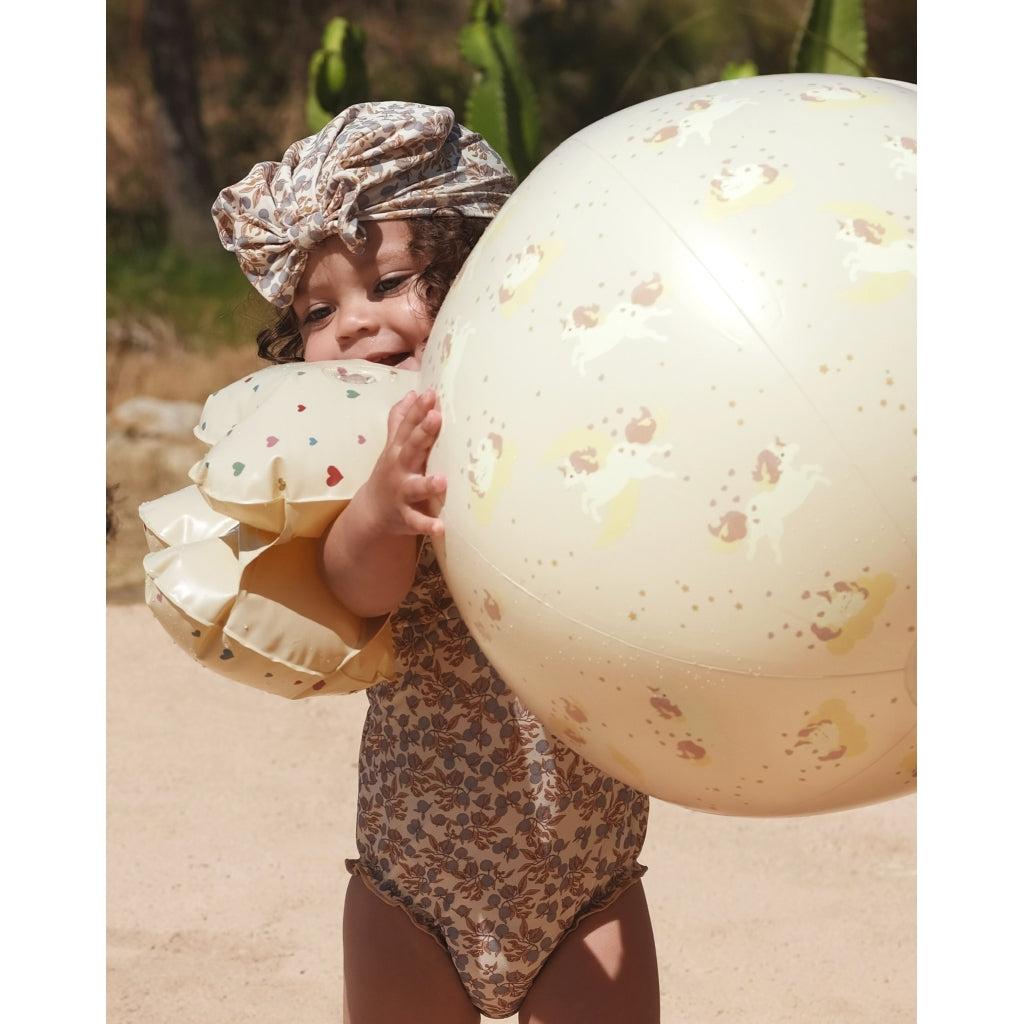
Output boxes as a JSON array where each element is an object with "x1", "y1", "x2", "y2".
[{"x1": 347, "y1": 542, "x2": 650, "y2": 1018}]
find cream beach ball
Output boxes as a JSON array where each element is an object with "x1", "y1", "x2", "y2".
[{"x1": 422, "y1": 74, "x2": 917, "y2": 816}]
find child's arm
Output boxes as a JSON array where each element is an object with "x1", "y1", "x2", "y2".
[{"x1": 317, "y1": 388, "x2": 447, "y2": 618}]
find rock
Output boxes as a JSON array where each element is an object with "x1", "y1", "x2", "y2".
[
  {"x1": 106, "y1": 398, "x2": 209, "y2": 597},
  {"x1": 107, "y1": 396, "x2": 203, "y2": 441}
]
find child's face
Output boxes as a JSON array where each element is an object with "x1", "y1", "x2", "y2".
[{"x1": 294, "y1": 220, "x2": 432, "y2": 369}]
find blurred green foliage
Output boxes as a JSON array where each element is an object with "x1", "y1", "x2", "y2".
[
  {"x1": 301, "y1": 0, "x2": 871, "y2": 179},
  {"x1": 106, "y1": 243, "x2": 256, "y2": 354},
  {"x1": 107, "y1": 0, "x2": 914, "y2": 354}
]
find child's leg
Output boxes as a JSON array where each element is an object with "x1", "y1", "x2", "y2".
[
  {"x1": 517, "y1": 881, "x2": 660, "y2": 1024},
  {"x1": 342, "y1": 874, "x2": 480, "y2": 1024}
]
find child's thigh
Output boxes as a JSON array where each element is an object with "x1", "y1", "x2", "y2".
[
  {"x1": 518, "y1": 881, "x2": 661, "y2": 1024},
  {"x1": 342, "y1": 875, "x2": 479, "y2": 1024}
]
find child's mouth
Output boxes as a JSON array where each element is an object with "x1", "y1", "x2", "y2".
[{"x1": 379, "y1": 352, "x2": 413, "y2": 367}]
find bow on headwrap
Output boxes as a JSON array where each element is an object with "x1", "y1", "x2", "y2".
[{"x1": 211, "y1": 101, "x2": 517, "y2": 307}]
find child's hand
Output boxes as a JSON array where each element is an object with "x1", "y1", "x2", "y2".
[
  {"x1": 317, "y1": 388, "x2": 447, "y2": 617},
  {"x1": 361, "y1": 389, "x2": 448, "y2": 538}
]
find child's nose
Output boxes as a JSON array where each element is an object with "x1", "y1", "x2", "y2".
[{"x1": 336, "y1": 297, "x2": 376, "y2": 339}]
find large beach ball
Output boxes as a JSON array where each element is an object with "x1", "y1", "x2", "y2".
[{"x1": 422, "y1": 74, "x2": 916, "y2": 816}]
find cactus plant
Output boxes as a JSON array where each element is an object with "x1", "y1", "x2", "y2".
[
  {"x1": 458, "y1": 0, "x2": 542, "y2": 180},
  {"x1": 306, "y1": 17, "x2": 369, "y2": 135},
  {"x1": 791, "y1": 0, "x2": 869, "y2": 75}
]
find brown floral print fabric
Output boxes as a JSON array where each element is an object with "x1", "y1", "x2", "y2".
[{"x1": 347, "y1": 542, "x2": 649, "y2": 1018}]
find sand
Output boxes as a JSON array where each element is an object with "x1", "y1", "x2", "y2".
[{"x1": 107, "y1": 601, "x2": 915, "y2": 1023}]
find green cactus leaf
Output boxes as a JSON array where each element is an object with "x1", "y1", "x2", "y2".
[
  {"x1": 458, "y1": 0, "x2": 541, "y2": 180},
  {"x1": 323, "y1": 52, "x2": 346, "y2": 97},
  {"x1": 791, "y1": 0, "x2": 868, "y2": 75},
  {"x1": 322, "y1": 16, "x2": 347, "y2": 53},
  {"x1": 305, "y1": 17, "x2": 369, "y2": 135}
]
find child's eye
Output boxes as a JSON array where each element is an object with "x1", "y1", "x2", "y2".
[
  {"x1": 301, "y1": 305, "x2": 332, "y2": 325},
  {"x1": 376, "y1": 275, "x2": 411, "y2": 295}
]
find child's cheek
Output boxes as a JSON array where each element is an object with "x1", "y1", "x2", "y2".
[{"x1": 303, "y1": 335, "x2": 333, "y2": 363}]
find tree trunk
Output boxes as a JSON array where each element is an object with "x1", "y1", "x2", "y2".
[{"x1": 143, "y1": 0, "x2": 219, "y2": 253}]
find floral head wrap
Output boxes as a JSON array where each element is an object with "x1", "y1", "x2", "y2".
[{"x1": 211, "y1": 101, "x2": 516, "y2": 307}]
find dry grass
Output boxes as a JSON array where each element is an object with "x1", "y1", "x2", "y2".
[{"x1": 106, "y1": 315, "x2": 266, "y2": 412}]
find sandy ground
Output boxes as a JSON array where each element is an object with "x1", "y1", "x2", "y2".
[{"x1": 107, "y1": 601, "x2": 915, "y2": 1023}]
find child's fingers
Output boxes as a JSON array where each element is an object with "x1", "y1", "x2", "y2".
[
  {"x1": 402, "y1": 506, "x2": 446, "y2": 537},
  {"x1": 389, "y1": 388, "x2": 437, "y2": 422},
  {"x1": 386, "y1": 394, "x2": 443, "y2": 475},
  {"x1": 384, "y1": 390, "x2": 421, "y2": 440},
  {"x1": 412, "y1": 408, "x2": 442, "y2": 448},
  {"x1": 411, "y1": 471, "x2": 448, "y2": 499},
  {"x1": 384, "y1": 388, "x2": 426, "y2": 430},
  {"x1": 403, "y1": 472, "x2": 447, "y2": 505},
  {"x1": 397, "y1": 472, "x2": 446, "y2": 536},
  {"x1": 387, "y1": 390, "x2": 440, "y2": 443},
  {"x1": 374, "y1": 391, "x2": 446, "y2": 532}
]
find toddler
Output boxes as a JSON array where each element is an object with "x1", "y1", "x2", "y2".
[{"x1": 208, "y1": 101, "x2": 659, "y2": 1024}]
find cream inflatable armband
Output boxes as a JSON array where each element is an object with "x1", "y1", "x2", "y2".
[{"x1": 140, "y1": 360, "x2": 417, "y2": 698}]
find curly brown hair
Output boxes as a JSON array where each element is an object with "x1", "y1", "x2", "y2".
[{"x1": 255, "y1": 213, "x2": 491, "y2": 364}]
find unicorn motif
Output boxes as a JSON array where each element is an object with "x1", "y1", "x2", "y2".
[
  {"x1": 883, "y1": 134, "x2": 917, "y2": 181},
  {"x1": 558, "y1": 441, "x2": 674, "y2": 524},
  {"x1": 708, "y1": 439, "x2": 830, "y2": 563},
  {"x1": 499, "y1": 244, "x2": 545, "y2": 302},
  {"x1": 497, "y1": 238, "x2": 565, "y2": 315},
  {"x1": 561, "y1": 275, "x2": 671, "y2": 375},
  {"x1": 553, "y1": 407, "x2": 674, "y2": 535},
  {"x1": 799, "y1": 84, "x2": 867, "y2": 105},
  {"x1": 710, "y1": 162, "x2": 780, "y2": 203},
  {"x1": 467, "y1": 433, "x2": 504, "y2": 500},
  {"x1": 645, "y1": 95, "x2": 753, "y2": 147},
  {"x1": 836, "y1": 217, "x2": 916, "y2": 281}
]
